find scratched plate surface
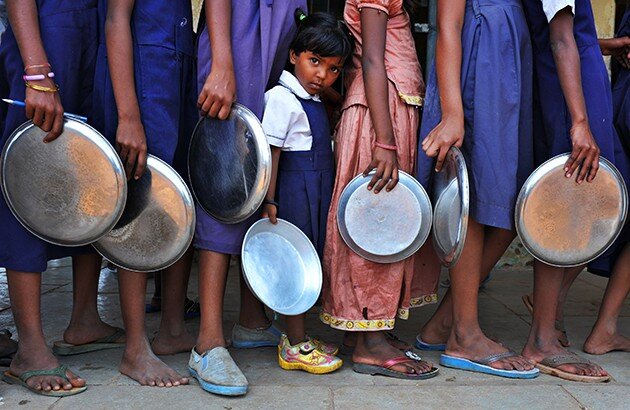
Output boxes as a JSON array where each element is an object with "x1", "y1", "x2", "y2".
[
  {"x1": 188, "y1": 103, "x2": 271, "y2": 224},
  {"x1": 0, "y1": 119, "x2": 126, "y2": 246},
  {"x1": 93, "y1": 155, "x2": 195, "y2": 272},
  {"x1": 337, "y1": 171, "x2": 432, "y2": 263},
  {"x1": 515, "y1": 154, "x2": 628, "y2": 267}
]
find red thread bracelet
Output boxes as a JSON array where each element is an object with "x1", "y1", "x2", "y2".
[{"x1": 375, "y1": 141, "x2": 397, "y2": 151}]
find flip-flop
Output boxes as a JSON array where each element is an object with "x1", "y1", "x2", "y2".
[
  {"x1": 414, "y1": 335, "x2": 446, "y2": 351},
  {"x1": 521, "y1": 295, "x2": 570, "y2": 347},
  {"x1": 440, "y1": 352, "x2": 540, "y2": 379},
  {"x1": 352, "y1": 351, "x2": 439, "y2": 380},
  {"x1": 536, "y1": 352, "x2": 610, "y2": 383},
  {"x1": 52, "y1": 327, "x2": 125, "y2": 356},
  {"x1": 2, "y1": 365, "x2": 87, "y2": 397}
]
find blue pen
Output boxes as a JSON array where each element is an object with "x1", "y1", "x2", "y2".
[{"x1": 2, "y1": 98, "x2": 88, "y2": 123}]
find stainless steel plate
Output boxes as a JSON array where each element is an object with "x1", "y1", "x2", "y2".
[
  {"x1": 337, "y1": 171, "x2": 432, "y2": 263},
  {"x1": 188, "y1": 104, "x2": 271, "y2": 223},
  {"x1": 93, "y1": 155, "x2": 195, "y2": 272},
  {"x1": 0, "y1": 119, "x2": 126, "y2": 246},
  {"x1": 432, "y1": 147, "x2": 469, "y2": 267},
  {"x1": 241, "y1": 218, "x2": 322, "y2": 316},
  {"x1": 515, "y1": 153, "x2": 628, "y2": 267}
]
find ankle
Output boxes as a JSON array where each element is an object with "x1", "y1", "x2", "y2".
[{"x1": 195, "y1": 339, "x2": 225, "y2": 353}]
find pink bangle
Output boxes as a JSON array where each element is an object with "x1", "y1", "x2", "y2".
[
  {"x1": 23, "y1": 72, "x2": 55, "y2": 81},
  {"x1": 375, "y1": 141, "x2": 397, "y2": 151}
]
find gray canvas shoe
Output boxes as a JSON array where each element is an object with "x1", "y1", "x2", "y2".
[
  {"x1": 188, "y1": 347, "x2": 248, "y2": 396},
  {"x1": 231, "y1": 323, "x2": 282, "y2": 349}
]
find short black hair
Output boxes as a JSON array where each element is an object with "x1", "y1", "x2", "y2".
[{"x1": 290, "y1": 11, "x2": 354, "y2": 64}]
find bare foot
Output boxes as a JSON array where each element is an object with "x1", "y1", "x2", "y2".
[
  {"x1": 352, "y1": 332, "x2": 434, "y2": 375},
  {"x1": 151, "y1": 329, "x2": 196, "y2": 356},
  {"x1": 10, "y1": 347, "x2": 85, "y2": 393},
  {"x1": 584, "y1": 329, "x2": 630, "y2": 355},
  {"x1": 120, "y1": 344, "x2": 189, "y2": 387},
  {"x1": 447, "y1": 331, "x2": 534, "y2": 371},
  {"x1": 523, "y1": 294, "x2": 570, "y2": 347},
  {"x1": 523, "y1": 340, "x2": 608, "y2": 377},
  {"x1": 63, "y1": 320, "x2": 125, "y2": 346},
  {"x1": 344, "y1": 332, "x2": 413, "y2": 352},
  {"x1": 418, "y1": 321, "x2": 451, "y2": 345}
]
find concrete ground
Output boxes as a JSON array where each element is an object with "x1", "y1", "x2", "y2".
[{"x1": 0, "y1": 258, "x2": 628, "y2": 409}]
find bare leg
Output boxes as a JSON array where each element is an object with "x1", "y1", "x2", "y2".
[
  {"x1": 151, "y1": 248, "x2": 196, "y2": 355},
  {"x1": 419, "y1": 227, "x2": 516, "y2": 345},
  {"x1": 7, "y1": 270, "x2": 85, "y2": 392},
  {"x1": 522, "y1": 261, "x2": 607, "y2": 377},
  {"x1": 447, "y1": 220, "x2": 532, "y2": 370},
  {"x1": 286, "y1": 314, "x2": 306, "y2": 345},
  {"x1": 352, "y1": 331, "x2": 434, "y2": 374},
  {"x1": 63, "y1": 253, "x2": 124, "y2": 345},
  {"x1": 196, "y1": 250, "x2": 230, "y2": 352},
  {"x1": 118, "y1": 269, "x2": 188, "y2": 387},
  {"x1": 584, "y1": 245, "x2": 630, "y2": 354},
  {"x1": 238, "y1": 269, "x2": 270, "y2": 329},
  {"x1": 146, "y1": 271, "x2": 162, "y2": 311}
]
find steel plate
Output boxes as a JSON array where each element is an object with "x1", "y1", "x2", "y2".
[
  {"x1": 431, "y1": 147, "x2": 469, "y2": 267},
  {"x1": 515, "y1": 153, "x2": 628, "y2": 267},
  {"x1": 93, "y1": 155, "x2": 195, "y2": 272},
  {"x1": 0, "y1": 119, "x2": 126, "y2": 246},
  {"x1": 188, "y1": 104, "x2": 271, "y2": 223},
  {"x1": 242, "y1": 218, "x2": 322, "y2": 316},
  {"x1": 337, "y1": 171, "x2": 432, "y2": 263}
]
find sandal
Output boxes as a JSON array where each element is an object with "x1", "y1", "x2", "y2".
[
  {"x1": 2, "y1": 365, "x2": 87, "y2": 397},
  {"x1": 353, "y1": 351, "x2": 439, "y2": 380},
  {"x1": 536, "y1": 352, "x2": 611, "y2": 383},
  {"x1": 440, "y1": 351, "x2": 540, "y2": 379},
  {"x1": 52, "y1": 327, "x2": 125, "y2": 356}
]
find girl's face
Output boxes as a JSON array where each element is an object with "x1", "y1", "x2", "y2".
[{"x1": 290, "y1": 50, "x2": 344, "y2": 95}]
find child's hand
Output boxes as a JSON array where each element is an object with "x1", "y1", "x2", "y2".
[
  {"x1": 421, "y1": 116, "x2": 464, "y2": 172},
  {"x1": 363, "y1": 147, "x2": 399, "y2": 194},
  {"x1": 261, "y1": 203, "x2": 278, "y2": 224},
  {"x1": 116, "y1": 117, "x2": 147, "y2": 180},
  {"x1": 197, "y1": 65, "x2": 236, "y2": 120},
  {"x1": 599, "y1": 36, "x2": 630, "y2": 69},
  {"x1": 565, "y1": 122, "x2": 600, "y2": 183},
  {"x1": 25, "y1": 86, "x2": 65, "y2": 143}
]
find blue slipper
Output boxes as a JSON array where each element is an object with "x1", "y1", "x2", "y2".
[
  {"x1": 440, "y1": 352, "x2": 540, "y2": 379},
  {"x1": 414, "y1": 336, "x2": 446, "y2": 351},
  {"x1": 188, "y1": 347, "x2": 248, "y2": 396}
]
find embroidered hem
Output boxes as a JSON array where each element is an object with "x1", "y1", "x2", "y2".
[
  {"x1": 397, "y1": 293, "x2": 438, "y2": 319},
  {"x1": 399, "y1": 92, "x2": 424, "y2": 106},
  {"x1": 320, "y1": 311, "x2": 395, "y2": 331}
]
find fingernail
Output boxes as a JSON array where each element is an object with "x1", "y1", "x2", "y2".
[{"x1": 565, "y1": 173, "x2": 570, "y2": 177}]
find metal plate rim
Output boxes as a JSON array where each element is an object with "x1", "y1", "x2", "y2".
[
  {"x1": 515, "y1": 153, "x2": 629, "y2": 267},
  {"x1": 337, "y1": 170, "x2": 433, "y2": 264},
  {"x1": 0, "y1": 119, "x2": 127, "y2": 246}
]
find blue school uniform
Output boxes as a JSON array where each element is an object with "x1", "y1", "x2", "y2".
[
  {"x1": 193, "y1": 0, "x2": 306, "y2": 255},
  {"x1": 91, "y1": 0, "x2": 197, "y2": 174},
  {"x1": 417, "y1": 0, "x2": 533, "y2": 230},
  {"x1": 522, "y1": 0, "x2": 630, "y2": 275},
  {"x1": 274, "y1": 92, "x2": 334, "y2": 258},
  {"x1": 0, "y1": 0, "x2": 98, "y2": 272},
  {"x1": 613, "y1": 7, "x2": 630, "y2": 151}
]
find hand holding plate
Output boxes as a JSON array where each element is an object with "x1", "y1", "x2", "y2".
[
  {"x1": 261, "y1": 203, "x2": 278, "y2": 224},
  {"x1": 363, "y1": 147, "x2": 399, "y2": 194},
  {"x1": 421, "y1": 116, "x2": 464, "y2": 172},
  {"x1": 116, "y1": 117, "x2": 147, "y2": 180},
  {"x1": 197, "y1": 66, "x2": 236, "y2": 120},
  {"x1": 25, "y1": 86, "x2": 64, "y2": 143},
  {"x1": 565, "y1": 122, "x2": 600, "y2": 183}
]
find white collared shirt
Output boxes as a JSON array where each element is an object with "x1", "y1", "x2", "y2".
[
  {"x1": 541, "y1": 0, "x2": 575, "y2": 22},
  {"x1": 262, "y1": 70, "x2": 321, "y2": 152}
]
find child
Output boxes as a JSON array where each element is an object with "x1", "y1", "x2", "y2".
[
  {"x1": 190, "y1": 0, "x2": 306, "y2": 396},
  {"x1": 321, "y1": 0, "x2": 438, "y2": 379},
  {"x1": 519, "y1": 0, "x2": 627, "y2": 381},
  {"x1": 90, "y1": 0, "x2": 197, "y2": 387},
  {"x1": 415, "y1": 0, "x2": 538, "y2": 378},
  {"x1": 260, "y1": 12, "x2": 352, "y2": 374}
]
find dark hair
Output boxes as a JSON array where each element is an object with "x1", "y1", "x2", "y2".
[{"x1": 291, "y1": 10, "x2": 354, "y2": 64}]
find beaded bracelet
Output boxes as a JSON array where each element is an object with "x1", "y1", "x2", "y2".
[
  {"x1": 263, "y1": 199, "x2": 279, "y2": 208},
  {"x1": 24, "y1": 63, "x2": 52, "y2": 72},
  {"x1": 375, "y1": 141, "x2": 397, "y2": 151},
  {"x1": 25, "y1": 81, "x2": 59, "y2": 93},
  {"x1": 23, "y1": 72, "x2": 55, "y2": 81}
]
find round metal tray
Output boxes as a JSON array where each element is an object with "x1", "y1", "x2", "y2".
[
  {"x1": 93, "y1": 155, "x2": 195, "y2": 272},
  {"x1": 337, "y1": 170, "x2": 432, "y2": 263},
  {"x1": 515, "y1": 153, "x2": 628, "y2": 267},
  {"x1": 188, "y1": 103, "x2": 271, "y2": 223},
  {"x1": 0, "y1": 119, "x2": 126, "y2": 246},
  {"x1": 242, "y1": 218, "x2": 322, "y2": 316},
  {"x1": 431, "y1": 147, "x2": 469, "y2": 267}
]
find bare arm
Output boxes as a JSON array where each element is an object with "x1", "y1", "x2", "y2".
[
  {"x1": 421, "y1": 0, "x2": 466, "y2": 171},
  {"x1": 261, "y1": 147, "x2": 281, "y2": 224},
  {"x1": 7, "y1": 0, "x2": 63, "y2": 141},
  {"x1": 598, "y1": 36, "x2": 630, "y2": 69},
  {"x1": 197, "y1": 0, "x2": 236, "y2": 119},
  {"x1": 106, "y1": 0, "x2": 147, "y2": 179},
  {"x1": 549, "y1": 7, "x2": 600, "y2": 182},
  {"x1": 360, "y1": 8, "x2": 398, "y2": 193}
]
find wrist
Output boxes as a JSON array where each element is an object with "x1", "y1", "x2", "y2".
[
  {"x1": 571, "y1": 117, "x2": 589, "y2": 128},
  {"x1": 118, "y1": 109, "x2": 142, "y2": 123}
]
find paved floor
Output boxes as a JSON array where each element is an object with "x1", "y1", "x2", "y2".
[{"x1": 0, "y1": 258, "x2": 628, "y2": 409}]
